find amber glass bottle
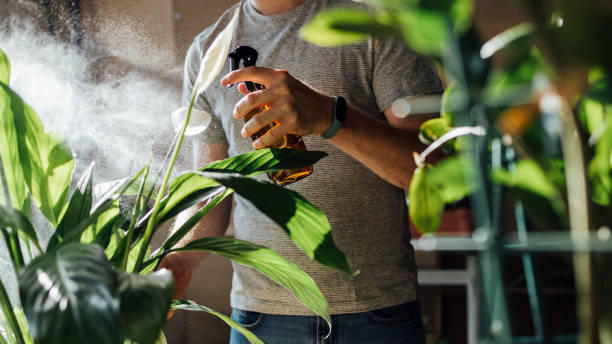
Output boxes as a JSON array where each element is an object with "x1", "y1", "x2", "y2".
[{"x1": 229, "y1": 46, "x2": 312, "y2": 185}]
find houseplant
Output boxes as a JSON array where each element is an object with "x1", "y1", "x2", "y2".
[
  {"x1": 301, "y1": 0, "x2": 612, "y2": 342},
  {"x1": 0, "y1": 8, "x2": 354, "y2": 344}
]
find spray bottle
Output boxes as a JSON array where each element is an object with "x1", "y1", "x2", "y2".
[{"x1": 228, "y1": 45, "x2": 312, "y2": 185}]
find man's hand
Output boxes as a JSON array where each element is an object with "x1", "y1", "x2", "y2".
[
  {"x1": 221, "y1": 66, "x2": 334, "y2": 149},
  {"x1": 158, "y1": 251, "x2": 204, "y2": 301}
]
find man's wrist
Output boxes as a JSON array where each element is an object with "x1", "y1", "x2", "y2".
[{"x1": 321, "y1": 96, "x2": 347, "y2": 139}]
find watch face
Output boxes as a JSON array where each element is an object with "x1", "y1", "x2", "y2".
[{"x1": 337, "y1": 96, "x2": 347, "y2": 122}]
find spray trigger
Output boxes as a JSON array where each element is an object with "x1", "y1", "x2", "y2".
[{"x1": 228, "y1": 45, "x2": 263, "y2": 92}]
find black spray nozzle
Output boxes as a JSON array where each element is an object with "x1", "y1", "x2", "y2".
[{"x1": 228, "y1": 45, "x2": 262, "y2": 92}]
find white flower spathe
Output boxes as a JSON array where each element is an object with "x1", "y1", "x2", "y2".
[
  {"x1": 193, "y1": 6, "x2": 240, "y2": 98},
  {"x1": 171, "y1": 107, "x2": 212, "y2": 136}
]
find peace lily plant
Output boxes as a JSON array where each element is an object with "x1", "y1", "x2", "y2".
[{"x1": 0, "y1": 7, "x2": 353, "y2": 344}]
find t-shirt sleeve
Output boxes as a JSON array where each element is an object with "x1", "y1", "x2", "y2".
[
  {"x1": 371, "y1": 37, "x2": 443, "y2": 113},
  {"x1": 183, "y1": 37, "x2": 228, "y2": 144}
]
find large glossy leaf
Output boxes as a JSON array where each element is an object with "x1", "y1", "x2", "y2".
[
  {"x1": 201, "y1": 148, "x2": 327, "y2": 175},
  {"x1": 300, "y1": 8, "x2": 398, "y2": 47},
  {"x1": 154, "y1": 149, "x2": 327, "y2": 226},
  {"x1": 18, "y1": 243, "x2": 120, "y2": 344},
  {"x1": 0, "y1": 83, "x2": 28, "y2": 212},
  {"x1": 47, "y1": 164, "x2": 94, "y2": 250},
  {"x1": 117, "y1": 270, "x2": 173, "y2": 344},
  {"x1": 427, "y1": 155, "x2": 477, "y2": 203},
  {"x1": 0, "y1": 83, "x2": 74, "y2": 226},
  {"x1": 192, "y1": 172, "x2": 353, "y2": 274},
  {"x1": 172, "y1": 300, "x2": 264, "y2": 344},
  {"x1": 409, "y1": 165, "x2": 444, "y2": 233},
  {"x1": 0, "y1": 49, "x2": 9, "y2": 84},
  {"x1": 167, "y1": 237, "x2": 331, "y2": 323}
]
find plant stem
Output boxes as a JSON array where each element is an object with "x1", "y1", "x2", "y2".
[
  {"x1": 558, "y1": 96, "x2": 596, "y2": 344},
  {"x1": 134, "y1": 92, "x2": 197, "y2": 272},
  {"x1": 122, "y1": 162, "x2": 151, "y2": 272},
  {"x1": 0, "y1": 281, "x2": 25, "y2": 344},
  {"x1": 0, "y1": 228, "x2": 23, "y2": 274}
]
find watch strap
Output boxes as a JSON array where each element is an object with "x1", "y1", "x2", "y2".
[{"x1": 321, "y1": 96, "x2": 346, "y2": 139}]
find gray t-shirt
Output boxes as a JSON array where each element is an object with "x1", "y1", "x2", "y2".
[{"x1": 183, "y1": 0, "x2": 442, "y2": 315}]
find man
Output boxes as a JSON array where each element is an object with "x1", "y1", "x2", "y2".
[{"x1": 160, "y1": 0, "x2": 442, "y2": 342}]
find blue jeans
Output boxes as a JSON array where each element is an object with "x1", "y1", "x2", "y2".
[{"x1": 229, "y1": 300, "x2": 426, "y2": 344}]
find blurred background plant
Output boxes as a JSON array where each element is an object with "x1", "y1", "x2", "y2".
[{"x1": 302, "y1": 0, "x2": 611, "y2": 343}]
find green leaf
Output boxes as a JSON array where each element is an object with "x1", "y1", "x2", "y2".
[
  {"x1": 300, "y1": 8, "x2": 398, "y2": 47},
  {"x1": 0, "y1": 83, "x2": 74, "y2": 225},
  {"x1": 48, "y1": 163, "x2": 94, "y2": 250},
  {"x1": 155, "y1": 188, "x2": 232, "y2": 260},
  {"x1": 169, "y1": 237, "x2": 331, "y2": 324},
  {"x1": 117, "y1": 270, "x2": 173, "y2": 344},
  {"x1": 172, "y1": 300, "x2": 265, "y2": 344},
  {"x1": 18, "y1": 243, "x2": 120, "y2": 344},
  {"x1": 408, "y1": 165, "x2": 444, "y2": 233},
  {"x1": 155, "y1": 149, "x2": 326, "y2": 226},
  {"x1": 0, "y1": 281, "x2": 26, "y2": 344},
  {"x1": 578, "y1": 97, "x2": 605, "y2": 136},
  {"x1": 201, "y1": 148, "x2": 327, "y2": 175},
  {"x1": 418, "y1": 118, "x2": 454, "y2": 153},
  {"x1": 195, "y1": 172, "x2": 353, "y2": 275},
  {"x1": 0, "y1": 83, "x2": 28, "y2": 212},
  {"x1": 492, "y1": 159, "x2": 556, "y2": 198},
  {"x1": 427, "y1": 155, "x2": 476, "y2": 203},
  {"x1": 447, "y1": 0, "x2": 473, "y2": 33},
  {"x1": 12, "y1": 309, "x2": 33, "y2": 344},
  {"x1": 0, "y1": 206, "x2": 39, "y2": 249},
  {"x1": 588, "y1": 116, "x2": 612, "y2": 206},
  {"x1": 92, "y1": 203, "x2": 124, "y2": 250},
  {"x1": 55, "y1": 172, "x2": 141, "y2": 250},
  {"x1": 397, "y1": 8, "x2": 449, "y2": 55},
  {"x1": 0, "y1": 49, "x2": 9, "y2": 85},
  {"x1": 491, "y1": 159, "x2": 568, "y2": 218}
]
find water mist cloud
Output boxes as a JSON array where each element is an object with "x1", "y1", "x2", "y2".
[{"x1": 1, "y1": 0, "x2": 186, "y2": 183}]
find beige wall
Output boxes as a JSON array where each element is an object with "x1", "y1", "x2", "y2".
[{"x1": 173, "y1": 0, "x2": 238, "y2": 62}]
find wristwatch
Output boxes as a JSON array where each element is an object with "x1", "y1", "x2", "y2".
[{"x1": 321, "y1": 96, "x2": 346, "y2": 139}]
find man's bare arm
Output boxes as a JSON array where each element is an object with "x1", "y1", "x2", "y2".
[
  {"x1": 222, "y1": 67, "x2": 435, "y2": 189},
  {"x1": 158, "y1": 142, "x2": 232, "y2": 300}
]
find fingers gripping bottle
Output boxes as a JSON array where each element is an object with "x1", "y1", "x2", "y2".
[{"x1": 228, "y1": 46, "x2": 312, "y2": 185}]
